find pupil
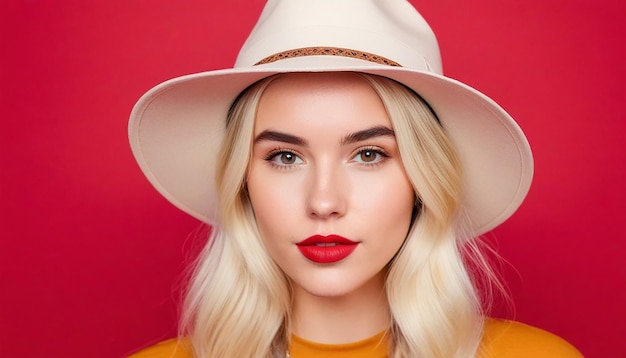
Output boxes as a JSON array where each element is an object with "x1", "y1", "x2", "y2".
[
  {"x1": 362, "y1": 151, "x2": 374, "y2": 162},
  {"x1": 282, "y1": 153, "x2": 294, "y2": 164}
]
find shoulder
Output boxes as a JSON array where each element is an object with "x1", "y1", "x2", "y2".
[
  {"x1": 127, "y1": 338, "x2": 193, "y2": 358},
  {"x1": 481, "y1": 318, "x2": 583, "y2": 357}
]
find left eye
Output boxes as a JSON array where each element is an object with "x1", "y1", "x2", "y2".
[{"x1": 352, "y1": 149, "x2": 386, "y2": 163}]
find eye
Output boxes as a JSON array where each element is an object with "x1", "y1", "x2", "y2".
[
  {"x1": 266, "y1": 150, "x2": 304, "y2": 166},
  {"x1": 352, "y1": 147, "x2": 388, "y2": 164}
]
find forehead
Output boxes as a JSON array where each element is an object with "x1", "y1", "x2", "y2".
[{"x1": 254, "y1": 72, "x2": 392, "y2": 133}]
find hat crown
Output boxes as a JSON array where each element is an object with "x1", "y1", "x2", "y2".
[
  {"x1": 235, "y1": 0, "x2": 442, "y2": 73},
  {"x1": 130, "y1": 0, "x2": 533, "y2": 236}
]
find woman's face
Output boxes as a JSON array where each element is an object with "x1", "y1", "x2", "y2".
[{"x1": 247, "y1": 73, "x2": 415, "y2": 298}]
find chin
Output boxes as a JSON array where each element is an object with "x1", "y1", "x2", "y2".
[
  {"x1": 294, "y1": 274, "x2": 379, "y2": 299},
  {"x1": 303, "y1": 285, "x2": 355, "y2": 298}
]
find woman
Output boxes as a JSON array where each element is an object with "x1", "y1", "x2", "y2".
[{"x1": 128, "y1": 1, "x2": 582, "y2": 357}]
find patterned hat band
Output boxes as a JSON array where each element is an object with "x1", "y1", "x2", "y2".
[{"x1": 254, "y1": 47, "x2": 403, "y2": 67}]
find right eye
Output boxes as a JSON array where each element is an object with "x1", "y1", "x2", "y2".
[{"x1": 265, "y1": 150, "x2": 304, "y2": 166}]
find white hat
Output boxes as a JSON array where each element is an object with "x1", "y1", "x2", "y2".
[{"x1": 129, "y1": 0, "x2": 533, "y2": 236}]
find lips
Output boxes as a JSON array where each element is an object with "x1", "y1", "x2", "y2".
[{"x1": 296, "y1": 234, "x2": 358, "y2": 263}]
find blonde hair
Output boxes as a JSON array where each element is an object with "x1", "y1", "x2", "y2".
[
  {"x1": 360, "y1": 74, "x2": 483, "y2": 357},
  {"x1": 181, "y1": 73, "x2": 494, "y2": 357}
]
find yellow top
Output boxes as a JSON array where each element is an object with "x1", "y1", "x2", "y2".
[
  {"x1": 289, "y1": 329, "x2": 387, "y2": 357},
  {"x1": 128, "y1": 319, "x2": 583, "y2": 357}
]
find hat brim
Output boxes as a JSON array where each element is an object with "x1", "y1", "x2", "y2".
[{"x1": 129, "y1": 56, "x2": 533, "y2": 236}]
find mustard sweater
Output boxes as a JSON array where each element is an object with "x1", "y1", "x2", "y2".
[{"x1": 129, "y1": 319, "x2": 583, "y2": 357}]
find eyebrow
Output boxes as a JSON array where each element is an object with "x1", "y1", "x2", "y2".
[
  {"x1": 253, "y1": 125, "x2": 395, "y2": 146},
  {"x1": 254, "y1": 130, "x2": 307, "y2": 145},
  {"x1": 341, "y1": 126, "x2": 395, "y2": 144}
]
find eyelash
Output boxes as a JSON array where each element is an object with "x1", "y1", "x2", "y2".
[
  {"x1": 263, "y1": 146, "x2": 390, "y2": 169},
  {"x1": 351, "y1": 146, "x2": 389, "y2": 166},
  {"x1": 264, "y1": 149, "x2": 303, "y2": 169}
]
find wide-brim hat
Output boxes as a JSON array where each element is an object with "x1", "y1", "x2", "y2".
[{"x1": 129, "y1": 0, "x2": 533, "y2": 236}]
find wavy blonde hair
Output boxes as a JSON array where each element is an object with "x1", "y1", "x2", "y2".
[{"x1": 181, "y1": 73, "x2": 493, "y2": 357}]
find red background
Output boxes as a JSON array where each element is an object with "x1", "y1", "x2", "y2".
[{"x1": 1, "y1": 0, "x2": 624, "y2": 356}]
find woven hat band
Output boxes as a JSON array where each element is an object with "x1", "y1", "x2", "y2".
[{"x1": 254, "y1": 47, "x2": 403, "y2": 67}]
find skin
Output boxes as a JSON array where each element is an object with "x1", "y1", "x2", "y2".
[{"x1": 246, "y1": 72, "x2": 415, "y2": 344}]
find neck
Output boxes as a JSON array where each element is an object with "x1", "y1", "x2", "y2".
[{"x1": 290, "y1": 269, "x2": 390, "y2": 344}]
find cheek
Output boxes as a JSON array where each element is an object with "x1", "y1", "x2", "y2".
[
  {"x1": 353, "y1": 170, "x2": 414, "y2": 217},
  {"x1": 246, "y1": 167, "x2": 301, "y2": 237}
]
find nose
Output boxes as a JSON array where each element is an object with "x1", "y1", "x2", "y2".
[{"x1": 306, "y1": 163, "x2": 347, "y2": 219}]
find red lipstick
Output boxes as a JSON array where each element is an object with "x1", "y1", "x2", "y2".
[{"x1": 296, "y1": 235, "x2": 358, "y2": 263}]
